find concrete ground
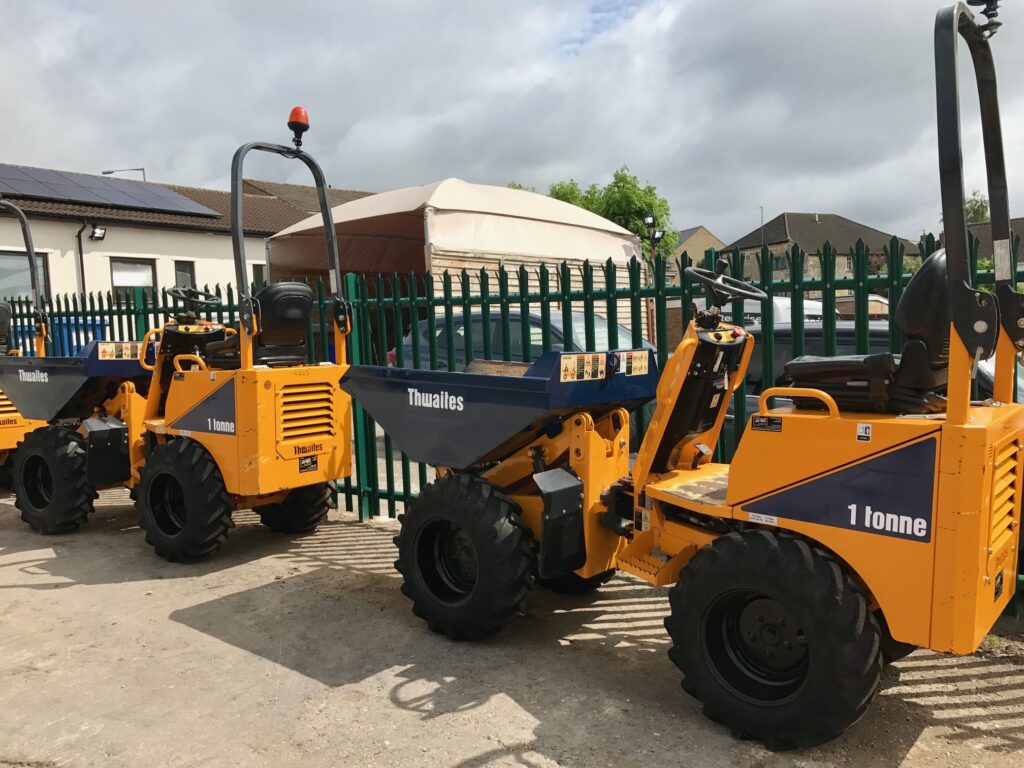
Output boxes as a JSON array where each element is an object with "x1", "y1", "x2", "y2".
[{"x1": 1, "y1": 490, "x2": 1023, "y2": 768}]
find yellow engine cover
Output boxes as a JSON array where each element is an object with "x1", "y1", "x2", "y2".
[
  {"x1": 0, "y1": 388, "x2": 44, "y2": 453},
  {"x1": 161, "y1": 364, "x2": 351, "y2": 497},
  {"x1": 727, "y1": 403, "x2": 1022, "y2": 655}
]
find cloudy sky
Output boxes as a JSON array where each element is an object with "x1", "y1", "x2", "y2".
[{"x1": 2, "y1": 0, "x2": 1022, "y2": 245}]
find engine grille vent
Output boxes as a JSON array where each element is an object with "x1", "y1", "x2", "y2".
[
  {"x1": 0, "y1": 391, "x2": 18, "y2": 416},
  {"x1": 277, "y1": 383, "x2": 335, "y2": 442},
  {"x1": 990, "y1": 439, "x2": 1020, "y2": 553}
]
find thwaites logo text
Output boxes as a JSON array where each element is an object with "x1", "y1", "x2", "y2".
[
  {"x1": 18, "y1": 369, "x2": 47, "y2": 383},
  {"x1": 407, "y1": 388, "x2": 464, "y2": 412},
  {"x1": 0, "y1": 417, "x2": 18, "y2": 427},
  {"x1": 293, "y1": 443, "x2": 324, "y2": 456}
]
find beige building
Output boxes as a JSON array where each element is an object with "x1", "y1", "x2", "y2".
[
  {"x1": 669, "y1": 225, "x2": 726, "y2": 282},
  {"x1": 0, "y1": 163, "x2": 370, "y2": 301},
  {"x1": 725, "y1": 212, "x2": 920, "y2": 284}
]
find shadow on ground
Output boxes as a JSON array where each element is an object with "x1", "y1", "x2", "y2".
[
  {"x1": 0, "y1": 490, "x2": 327, "y2": 588},
  {"x1": 167, "y1": 516, "x2": 1024, "y2": 766},
  {"x1": 3, "y1": 489, "x2": 1022, "y2": 765}
]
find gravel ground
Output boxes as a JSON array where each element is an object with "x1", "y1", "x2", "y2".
[{"x1": 1, "y1": 489, "x2": 1023, "y2": 768}]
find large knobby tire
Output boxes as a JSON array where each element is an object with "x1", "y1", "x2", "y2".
[
  {"x1": 256, "y1": 482, "x2": 331, "y2": 533},
  {"x1": 13, "y1": 426, "x2": 97, "y2": 534},
  {"x1": 665, "y1": 530, "x2": 881, "y2": 750},
  {"x1": 537, "y1": 569, "x2": 615, "y2": 595},
  {"x1": 133, "y1": 438, "x2": 234, "y2": 563},
  {"x1": 395, "y1": 475, "x2": 535, "y2": 640}
]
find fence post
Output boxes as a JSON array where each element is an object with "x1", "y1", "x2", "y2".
[
  {"x1": 498, "y1": 267, "x2": 511, "y2": 361},
  {"x1": 442, "y1": 272, "x2": 456, "y2": 369},
  {"x1": 628, "y1": 257, "x2": 643, "y2": 349},
  {"x1": 885, "y1": 236, "x2": 905, "y2": 353},
  {"x1": 819, "y1": 241, "x2": 837, "y2": 356},
  {"x1": 703, "y1": 248, "x2": 716, "y2": 309},
  {"x1": 603, "y1": 259, "x2": 618, "y2": 350},
  {"x1": 481, "y1": 269, "x2": 495, "y2": 359},
  {"x1": 678, "y1": 251, "x2": 692, "y2": 342},
  {"x1": 788, "y1": 244, "x2": 805, "y2": 358},
  {"x1": 653, "y1": 255, "x2": 668, "y2": 367},
  {"x1": 561, "y1": 261, "x2": 576, "y2": 351},
  {"x1": 728, "y1": 248, "x2": 747, "y2": 458},
  {"x1": 345, "y1": 272, "x2": 374, "y2": 520},
  {"x1": 756, "y1": 245, "x2": 776, "y2": 399},
  {"x1": 132, "y1": 287, "x2": 149, "y2": 342},
  {"x1": 517, "y1": 266, "x2": 531, "y2": 362},
  {"x1": 852, "y1": 239, "x2": 870, "y2": 355}
]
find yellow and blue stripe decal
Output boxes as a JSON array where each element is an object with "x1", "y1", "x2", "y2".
[
  {"x1": 744, "y1": 438, "x2": 936, "y2": 543},
  {"x1": 169, "y1": 378, "x2": 237, "y2": 436}
]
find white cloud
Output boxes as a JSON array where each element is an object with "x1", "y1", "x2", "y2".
[{"x1": 1, "y1": 0, "x2": 1021, "y2": 245}]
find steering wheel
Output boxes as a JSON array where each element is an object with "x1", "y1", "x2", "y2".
[
  {"x1": 167, "y1": 286, "x2": 222, "y2": 307},
  {"x1": 684, "y1": 266, "x2": 768, "y2": 305}
]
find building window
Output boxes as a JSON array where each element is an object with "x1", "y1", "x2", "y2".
[
  {"x1": 0, "y1": 251, "x2": 49, "y2": 300},
  {"x1": 252, "y1": 263, "x2": 266, "y2": 287},
  {"x1": 110, "y1": 257, "x2": 156, "y2": 294},
  {"x1": 174, "y1": 260, "x2": 195, "y2": 289}
]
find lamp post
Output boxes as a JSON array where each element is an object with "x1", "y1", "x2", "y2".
[
  {"x1": 102, "y1": 167, "x2": 147, "y2": 182},
  {"x1": 643, "y1": 215, "x2": 664, "y2": 263}
]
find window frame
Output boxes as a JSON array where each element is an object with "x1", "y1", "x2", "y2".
[
  {"x1": 173, "y1": 260, "x2": 196, "y2": 289},
  {"x1": 0, "y1": 249, "x2": 51, "y2": 300},
  {"x1": 109, "y1": 256, "x2": 157, "y2": 295}
]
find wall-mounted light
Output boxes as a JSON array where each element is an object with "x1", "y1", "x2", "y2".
[{"x1": 89, "y1": 225, "x2": 107, "y2": 241}]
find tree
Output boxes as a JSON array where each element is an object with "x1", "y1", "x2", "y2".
[
  {"x1": 964, "y1": 189, "x2": 989, "y2": 224},
  {"x1": 505, "y1": 181, "x2": 536, "y2": 193},
  {"x1": 510, "y1": 167, "x2": 677, "y2": 263}
]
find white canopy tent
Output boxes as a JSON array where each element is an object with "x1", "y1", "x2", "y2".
[{"x1": 269, "y1": 177, "x2": 642, "y2": 275}]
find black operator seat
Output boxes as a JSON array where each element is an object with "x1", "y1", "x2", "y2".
[
  {"x1": 205, "y1": 282, "x2": 313, "y2": 369},
  {"x1": 0, "y1": 301, "x2": 12, "y2": 354},
  {"x1": 784, "y1": 249, "x2": 950, "y2": 414}
]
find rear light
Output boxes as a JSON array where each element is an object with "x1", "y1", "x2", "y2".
[{"x1": 387, "y1": 349, "x2": 397, "y2": 366}]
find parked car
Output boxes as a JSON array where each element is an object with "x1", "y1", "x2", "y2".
[
  {"x1": 389, "y1": 310, "x2": 655, "y2": 368},
  {"x1": 741, "y1": 296, "x2": 836, "y2": 325}
]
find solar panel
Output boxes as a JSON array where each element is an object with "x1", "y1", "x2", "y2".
[{"x1": 0, "y1": 163, "x2": 220, "y2": 217}]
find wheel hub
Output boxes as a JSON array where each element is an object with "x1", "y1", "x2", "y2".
[
  {"x1": 736, "y1": 598, "x2": 806, "y2": 671},
  {"x1": 416, "y1": 519, "x2": 480, "y2": 606},
  {"x1": 701, "y1": 589, "x2": 810, "y2": 705}
]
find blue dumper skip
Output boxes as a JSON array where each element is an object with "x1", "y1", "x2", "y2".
[{"x1": 341, "y1": 350, "x2": 659, "y2": 470}]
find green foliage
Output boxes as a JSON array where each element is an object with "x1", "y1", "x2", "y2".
[
  {"x1": 964, "y1": 189, "x2": 990, "y2": 225},
  {"x1": 511, "y1": 167, "x2": 677, "y2": 263},
  {"x1": 506, "y1": 181, "x2": 537, "y2": 193}
]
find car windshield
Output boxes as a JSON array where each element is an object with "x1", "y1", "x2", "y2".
[
  {"x1": 551, "y1": 312, "x2": 640, "y2": 351},
  {"x1": 406, "y1": 311, "x2": 643, "y2": 366}
]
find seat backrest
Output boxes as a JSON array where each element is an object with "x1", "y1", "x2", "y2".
[
  {"x1": 894, "y1": 249, "x2": 949, "y2": 369},
  {"x1": 254, "y1": 282, "x2": 313, "y2": 348}
]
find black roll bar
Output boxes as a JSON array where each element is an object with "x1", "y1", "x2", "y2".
[
  {"x1": 934, "y1": 2, "x2": 1019, "y2": 359},
  {"x1": 0, "y1": 198, "x2": 47, "y2": 330},
  {"x1": 230, "y1": 142, "x2": 341, "y2": 335}
]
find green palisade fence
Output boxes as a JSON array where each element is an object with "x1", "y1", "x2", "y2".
[
  {"x1": 2, "y1": 233, "x2": 1022, "y2": 596},
  {"x1": 3, "y1": 233, "x2": 1022, "y2": 508}
]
